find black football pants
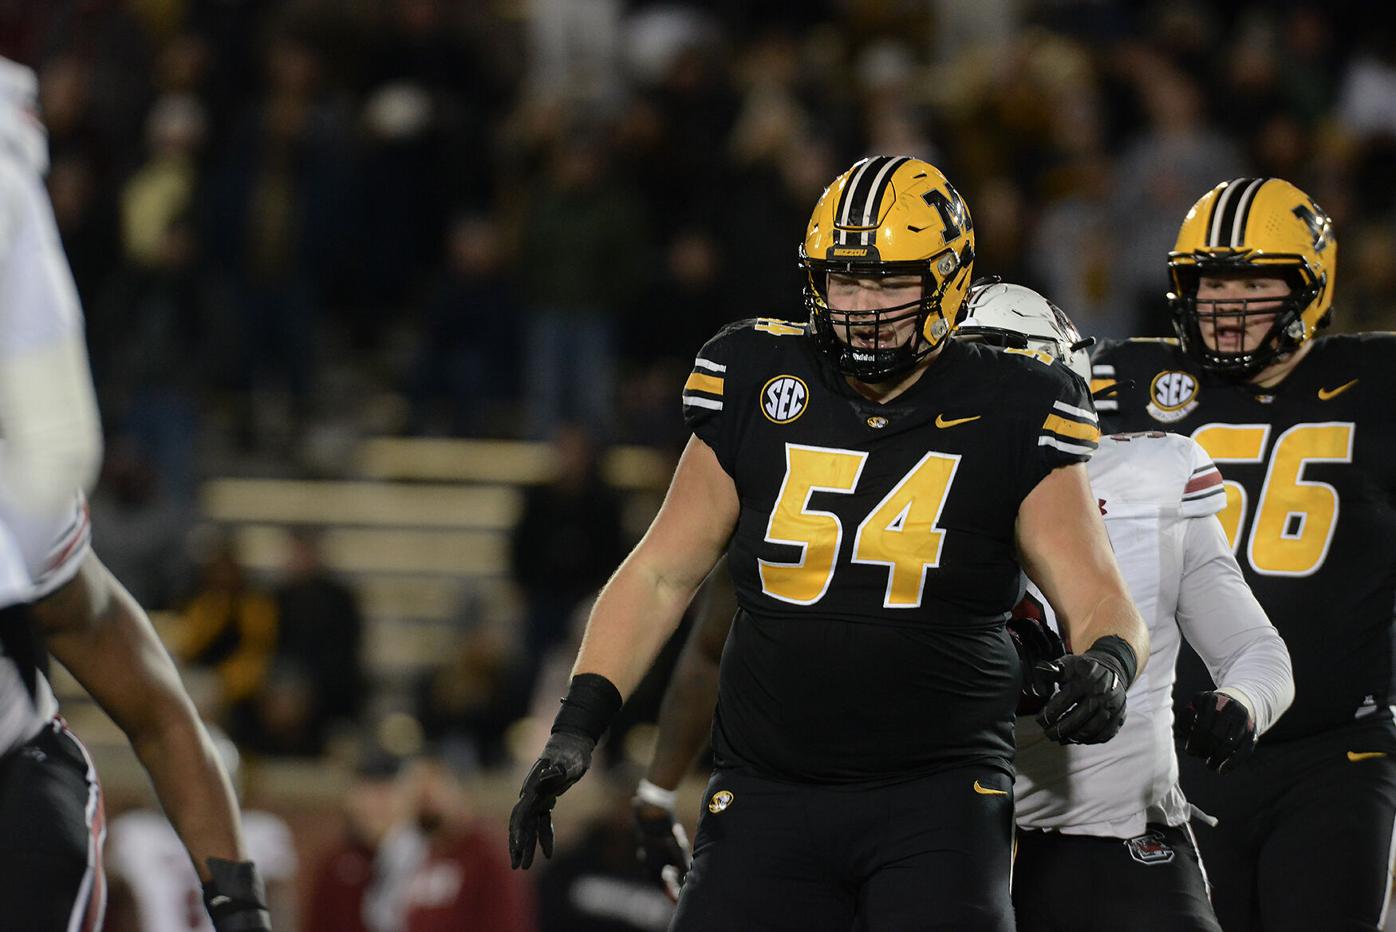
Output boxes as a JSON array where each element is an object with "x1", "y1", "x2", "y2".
[
  {"x1": 0, "y1": 718, "x2": 106, "y2": 931},
  {"x1": 1013, "y1": 823, "x2": 1220, "y2": 932},
  {"x1": 670, "y1": 764, "x2": 1015, "y2": 932},
  {"x1": 1180, "y1": 717, "x2": 1396, "y2": 932}
]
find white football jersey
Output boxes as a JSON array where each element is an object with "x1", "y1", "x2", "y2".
[
  {"x1": 0, "y1": 56, "x2": 102, "y2": 532},
  {"x1": 1014, "y1": 431, "x2": 1293, "y2": 837},
  {"x1": 107, "y1": 808, "x2": 297, "y2": 932},
  {"x1": 0, "y1": 487, "x2": 89, "y2": 755}
]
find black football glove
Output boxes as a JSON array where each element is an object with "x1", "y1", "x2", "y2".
[
  {"x1": 1177, "y1": 690, "x2": 1256, "y2": 773},
  {"x1": 1036, "y1": 649, "x2": 1129, "y2": 745},
  {"x1": 632, "y1": 798, "x2": 691, "y2": 902},
  {"x1": 203, "y1": 858, "x2": 272, "y2": 932},
  {"x1": 1007, "y1": 610, "x2": 1066, "y2": 716},
  {"x1": 508, "y1": 730, "x2": 595, "y2": 869}
]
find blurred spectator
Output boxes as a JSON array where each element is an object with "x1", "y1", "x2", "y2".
[
  {"x1": 510, "y1": 424, "x2": 625, "y2": 695},
  {"x1": 1029, "y1": 157, "x2": 1139, "y2": 339},
  {"x1": 174, "y1": 536, "x2": 278, "y2": 735},
  {"x1": 1111, "y1": 58, "x2": 1244, "y2": 328},
  {"x1": 398, "y1": 753, "x2": 536, "y2": 932},
  {"x1": 105, "y1": 725, "x2": 298, "y2": 932},
  {"x1": 273, "y1": 526, "x2": 367, "y2": 751},
  {"x1": 516, "y1": 126, "x2": 647, "y2": 439},
  {"x1": 536, "y1": 770, "x2": 673, "y2": 932},
  {"x1": 408, "y1": 213, "x2": 520, "y2": 436},
  {"x1": 121, "y1": 94, "x2": 207, "y2": 269},
  {"x1": 87, "y1": 438, "x2": 197, "y2": 611},
  {"x1": 304, "y1": 744, "x2": 409, "y2": 932},
  {"x1": 90, "y1": 93, "x2": 213, "y2": 495},
  {"x1": 617, "y1": 229, "x2": 721, "y2": 446},
  {"x1": 415, "y1": 601, "x2": 524, "y2": 772},
  {"x1": 203, "y1": 30, "x2": 351, "y2": 448},
  {"x1": 238, "y1": 657, "x2": 323, "y2": 757}
]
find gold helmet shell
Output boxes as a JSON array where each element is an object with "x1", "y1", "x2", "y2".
[
  {"x1": 800, "y1": 156, "x2": 976, "y2": 382},
  {"x1": 1168, "y1": 177, "x2": 1336, "y2": 376}
]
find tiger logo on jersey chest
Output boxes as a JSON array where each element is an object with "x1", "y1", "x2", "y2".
[
  {"x1": 1146, "y1": 370, "x2": 1200, "y2": 423},
  {"x1": 761, "y1": 375, "x2": 809, "y2": 424}
]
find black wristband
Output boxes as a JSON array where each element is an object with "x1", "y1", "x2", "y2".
[
  {"x1": 1085, "y1": 634, "x2": 1138, "y2": 688},
  {"x1": 202, "y1": 858, "x2": 271, "y2": 932},
  {"x1": 552, "y1": 673, "x2": 623, "y2": 742}
]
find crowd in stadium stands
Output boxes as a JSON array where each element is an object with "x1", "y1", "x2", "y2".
[{"x1": 4, "y1": 1, "x2": 1396, "y2": 927}]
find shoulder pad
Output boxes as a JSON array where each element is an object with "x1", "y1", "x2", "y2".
[{"x1": 1090, "y1": 431, "x2": 1222, "y2": 516}]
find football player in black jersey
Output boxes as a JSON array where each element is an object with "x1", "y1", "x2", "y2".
[
  {"x1": 1093, "y1": 177, "x2": 1396, "y2": 932},
  {"x1": 508, "y1": 155, "x2": 1150, "y2": 931}
]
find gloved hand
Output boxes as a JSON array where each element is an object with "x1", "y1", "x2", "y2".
[
  {"x1": 203, "y1": 858, "x2": 272, "y2": 932},
  {"x1": 1176, "y1": 690, "x2": 1256, "y2": 773},
  {"x1": 1007, "y1": 607, "x2": 1066, "y2": 716},
  {"x1": 508, "y1": 731, "x2": 596, "y2": 869},
  {"x1": 632, "y1": 797, "x2": 692, "y2": 902},
  {"x1": 1036, "y1": 647, "x2": 1130, "y2": 744}
]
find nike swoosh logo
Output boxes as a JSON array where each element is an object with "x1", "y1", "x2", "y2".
[
  {"x1": 936, "y1": 414, "x2": 982, "y2": 429},
  {"x1": 1318, "y1": 379, "x2": 1358, "y2": 400},
  {"x1": 972, "y1": 779, "x2": 1008, "y2": 796},
  {"x1": 1347, "y1": 751, "x2": 1388, "y2": 762}
]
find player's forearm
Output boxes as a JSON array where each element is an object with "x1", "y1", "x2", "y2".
[
  {"x1": 39, "y1": 559, "x2": 247, "y2": 878},
  {"x1": 647, "y1": 566, "x2": 734, "y2": 788},
  {"x1": 1066, "y1": 590, "x2": 1150, "y2": 675},
  {"x1": 128, "y1": 705, "x2": 249, "y2": 879},
  {"x1": 1177, "y1": 517, "x2": 1295, "y2": 733},
  {"x1": 646, "y1": 639, "x2": 722, "y2": 789},
  {"x1": 572, "y1": 553, "x2": 703, "y2": 699}
]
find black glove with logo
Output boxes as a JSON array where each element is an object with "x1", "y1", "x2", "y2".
[
  {"x1": 1177, "y1": 690, "x2": 1256, "y2": 773},
  {"x1": 1006, "y1": 606, "x2": 1066, "y2": 716},
  {"x1": 509, "y1": 673, "x2": 622, "y2": 870},
  {"x1": 632, "y1": 797, "x2": 691, "y2": 902},
  {"x1": 1036, "y1": 635, "x2": 1136, "y2": 745},
  {"x1": 203, "y1": 858, "x2": 272, "y2": 932}
]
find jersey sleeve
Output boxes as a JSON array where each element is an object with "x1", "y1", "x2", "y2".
[
  {"x1": 1179, "y1": 437, "x2": 1226, "y2": 518},
  {"x1": 1088, "y1": 339, "x2": 1122, "y2": 418},
  {"x1": 681, "y1": 324, "x2": 743, "y2": 473},
  {"x1": 1176, "y1": 514, "x2": 1295, "y2": 736},
  {"x1": 1029, "y1": 363, "x2": 1100, "y2": 483}
]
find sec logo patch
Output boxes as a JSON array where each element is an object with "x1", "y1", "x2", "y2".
[
  {"x1": 761, "y1": 375, "x2": 809, "y2": 424},
  {"x1": 1147, "y1": 370, "x2": 1199, "y2": 423},
  {"x1": 708, "y1": 790, "x2": 735, "y2": 814}
]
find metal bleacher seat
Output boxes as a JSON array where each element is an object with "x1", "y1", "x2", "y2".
[{"x1": 193, "y1": 437, "x2": 669, "y2": 681}]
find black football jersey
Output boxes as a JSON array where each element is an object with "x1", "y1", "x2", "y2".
[
  {"x1": 1092, "y1": 334, "x2": 1396, "y2": 744},
  {"x1": 682, "y1": 318, "x2": 1098, "y2": 783}
]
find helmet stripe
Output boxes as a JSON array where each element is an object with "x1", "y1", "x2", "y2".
[
  {"x1": 1228, "y1": 177, "x2": 1267, "y2": 247},
  {"x1": 837, "y1": 155, "x2": 895, "y2": 245},
  {"x1": 835, "y1": 157, "x2": 880, "y2": 245},
  {"x1": 858, "y1": 156, "x2": 909, "y2": 245},
  {"x1": 1207, "y1": 177, "x2": 1257, "y2": 247}
]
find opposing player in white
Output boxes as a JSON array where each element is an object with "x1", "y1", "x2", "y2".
[
  {"x1": 957, "y1": 282, "x2": 1295, "y2": 932},
  {"x1": 0, "y1": 55, "x2": 273, "y2": 932}
]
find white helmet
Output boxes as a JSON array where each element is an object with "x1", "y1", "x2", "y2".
[{"x1": 957, "y1": 279, "x2": 1093, "y2": 385}]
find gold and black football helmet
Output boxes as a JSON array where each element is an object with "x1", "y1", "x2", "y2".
[
  {"x1": 800, "y1": 156, "x2": 976, "y2": 382},
  {"x1": 1168, "y1": 177, "x2": 1337, "y2": 376}
]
